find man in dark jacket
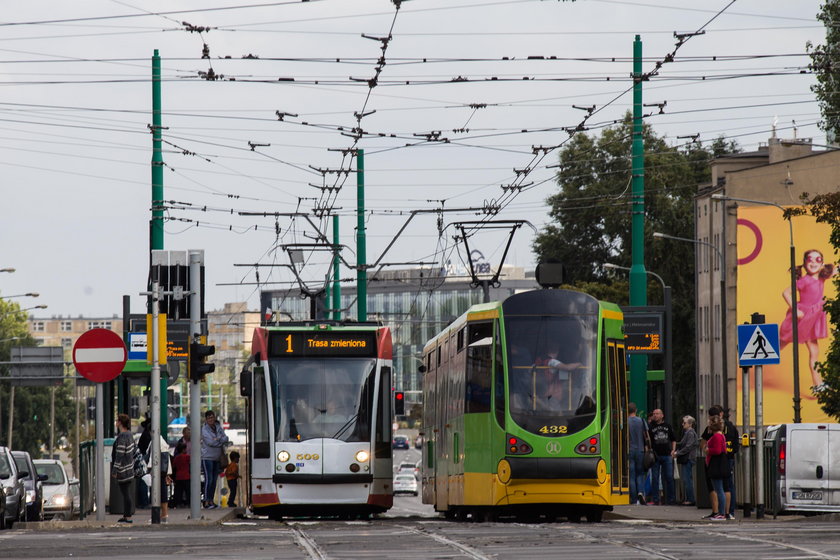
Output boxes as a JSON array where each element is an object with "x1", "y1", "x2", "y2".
[{"x1": 648, "y1": 408, "x2": 677, "y2": 505}]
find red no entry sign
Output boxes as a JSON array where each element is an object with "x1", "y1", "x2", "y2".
[{"x1": 73, "y1": 328, "x2": 127, "y2": 383}]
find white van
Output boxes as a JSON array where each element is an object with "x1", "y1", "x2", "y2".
[{"x1": 765, "y1": 423, "x2": 840, "y2": 514}]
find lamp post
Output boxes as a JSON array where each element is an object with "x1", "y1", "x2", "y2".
[
  {"x1": 0, "y1": 268, "x2": 14, "y2": 273},
  {"x1": 1, "y1": 293, "x2": 39, "y2": 299},
  {"x1": 653, "y1": 232, "x2": 728, "y2": 416},
  {"x1": 604, "y1": 263, "x2": 672, "y2": 420},
  {"x1": 711, "y1": 194, "x2": 801, "y2": 423}
]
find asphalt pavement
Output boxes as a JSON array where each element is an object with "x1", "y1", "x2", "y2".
[{"x1": 16, "y1": 505, "x2": 241, "y2": 530}]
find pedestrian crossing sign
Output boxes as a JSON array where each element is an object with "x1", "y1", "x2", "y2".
[{"x1": 737, "y1": 323, "x2": 780, "y2": 366}]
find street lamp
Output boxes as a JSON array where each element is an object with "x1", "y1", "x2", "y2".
[
  {"x1": 0, "y1": 268, "x2": 14, "y2": 273},
  {"x1": 653, "y1": 232, "x2": 729, "y2": 417},
  {"x1": 711, "y1": 193, "x2": 801, "y2": 423},
  {"x1": 603, "y1": 263, "x2": 673, "y2": 421},
  {"x1": 1, "y1": 293, "x2": 39, "y2": 299}
]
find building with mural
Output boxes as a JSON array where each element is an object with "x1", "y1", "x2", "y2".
[{"x1": 696, "y1": 133, "x2": 840, "y2": 424}]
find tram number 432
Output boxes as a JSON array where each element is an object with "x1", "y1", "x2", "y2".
[{"x1": 539, "y1": 425, "x2": 568, "y2": 434}]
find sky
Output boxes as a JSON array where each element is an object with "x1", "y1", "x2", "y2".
[{"x1": 0, "y1": 0, "x2": 826, "y2": 319}]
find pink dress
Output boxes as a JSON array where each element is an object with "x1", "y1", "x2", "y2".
[{"x1": 780, "y1": 274, "x2": 828, "y2": 344}]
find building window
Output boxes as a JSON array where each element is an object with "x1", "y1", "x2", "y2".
[
  {"x1": 61, "y1": 321, "x2": 73, "y2": 332},
  {"x1": 32, "y1": 321, "x2": 45, "y2": 332},
  {"x1": 87, "y1": 321, "x2": 112, "y2": 330},
  {"x1": 61, "y1": 337, "x2": 73, "y2": 349}
]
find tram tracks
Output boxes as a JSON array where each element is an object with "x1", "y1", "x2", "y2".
[{"x1": 290, "y1": 525, "x2": 328, "y2": 560}]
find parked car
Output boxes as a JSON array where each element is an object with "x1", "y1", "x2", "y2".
[
  {"x1": 12, "y1": 451, "x2": 45, "y2": 522},
  {"x1": 33, "y1": 459, "x2": 73, "y2": 521},
  {"x1": 393, "y1": 474, "x2": 418, "y2": 496},
  {"x1": 414, "y1": 435, "x2": 422, "y2": 449},
  {"x1": 392, "y1": 435, "x2": 410, "y2": 449},
  {"x1": 0, "y1": 484, "x2": 5, "y2": 530},
  {"x1": 397, "y1": 462, "x2": 419, "y2": 479},
  {"x1": 0, "y1": 447, "x2": 25, "y2": 528}
]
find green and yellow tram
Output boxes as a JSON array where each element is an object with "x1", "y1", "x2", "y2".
[{"x1": 420, "y1": 289, "x2": 628, "y2": 522}]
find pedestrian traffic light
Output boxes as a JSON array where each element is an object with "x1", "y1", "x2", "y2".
[
  {"x1": 188, "y1": 336, "x2": 215, "y2": 382},
  {"x1": 394, "y1": 391, "x2": 405, "y2": 415}
]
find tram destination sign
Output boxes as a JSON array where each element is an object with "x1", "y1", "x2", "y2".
[
  {"x1": 623, "y1": 312, "x2": 663, "y2": 354},
  {"x1": 268, "y1": 331, "x2": 378, "y2": 358}
]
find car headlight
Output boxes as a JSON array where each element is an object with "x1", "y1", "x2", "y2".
[
  {"x1": 277, "y1": 450, "x2": 290, "y2": 463},
  {"x1": 52, "y1": 495, "x2": 67, "y2": 506},
  {"x1": 25, "y1": 490, "x2": 36, "y2": 504}
]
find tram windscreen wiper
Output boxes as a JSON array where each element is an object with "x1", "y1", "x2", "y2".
[{"x1": 332, "y1": 413, "x2": 359, "y2": 440}]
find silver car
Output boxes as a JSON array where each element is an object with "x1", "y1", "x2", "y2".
[
  {"x1": 0, "y1": 447, "x2": 25, "y2": 528},
  {"x1": 33, "y1": 459, "x2": 73, "y2": 521}
]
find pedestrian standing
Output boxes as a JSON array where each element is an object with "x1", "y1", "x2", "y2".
[
  {"x1": 200, "y1": 410, "x2": 229, "y2": 509},
  {"x1": 648, "y1": 408, "x2": 677, "y2": 505},
  {"x1": 172, "y1": 442, "x2": 190, "y2": 508},
  {"x1": 705, "y1": 415, "x2": 730, "y2": 520},
  {"x1": 674, "y1": 415, "x2": 698, "y2": 506},
  {"x1": 225, "y1": 450, "x2": 241, "y2": 507},
  {"x1": 628, "y1": 402, "x2": 648, "y2": 505},
  {"x1": 111, "y1": 413, "x2": 136, "y2": 524}
]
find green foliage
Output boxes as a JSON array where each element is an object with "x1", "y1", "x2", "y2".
[
  {"x1": 0, "y1": 295, "x2": 77, "y2": 456},
  {"x1": 809, "y1": 0, "x2": 840, "y2": 137},
  {"x1": 533, "y1": 115, "x2": 738, "y2": 422},
  {"x1": 808, "y1": 192, "x2": 840, "y2": 418}
]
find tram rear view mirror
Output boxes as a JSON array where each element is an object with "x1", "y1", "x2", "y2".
[
  {"x1": 240, "y1": 369, "x2": 252, "y2": 397},
  {"x1": 418, "y1": 364, "x2": 427, "y2": 374}
]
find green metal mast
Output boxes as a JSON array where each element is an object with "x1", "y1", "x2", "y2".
[
  {"x1": 151, "y1": 49, "x2": 168, "y2": 432},
  {"x1": 333, "y1": 215, "x2": 341, "y2": 321},
  {"x1": 629, "y1": 35, "x2": 648, "y2": 413},
  {"x1": 356, "y1": 149, "x2": 367, "y2": 321}
]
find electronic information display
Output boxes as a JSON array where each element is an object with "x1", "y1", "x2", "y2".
[
  {"x1": 623, "y1": 312, "x2": 663, "y2": 354},
  {"x1": 268, "y1": 331, "x2": 378, "y2": 358}
]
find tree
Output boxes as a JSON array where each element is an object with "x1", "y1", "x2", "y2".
[
  {"x1": 534, "y1": 114, "x2": 737, "y2": 422},
  {"x1": 808, "y1": 192, "x2": 840, "y2": 418},
  {"x1": 809, "y1": 0, "x2": 840, "y2": 139},
  {"x1": 0, "y1": 297, "x2": 77, "y2": 457}
]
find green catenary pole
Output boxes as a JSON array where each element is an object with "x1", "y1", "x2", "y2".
[
  {"x1": 333, "y1": 215, "x2": 342, "y2": 321},
  {"x1": 151, "y1": 49, "x2": 168, "y2": 433},
  {"x1": 356, "y1": 149, "x2": 367, "y2": 321},
  {"x1": 629, "y1": 35, "x2": 648, "y2": 414}
]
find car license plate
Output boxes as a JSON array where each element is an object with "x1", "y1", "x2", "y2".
[{"x1": 792, "y1": 491, "x2": 822, "y2": 500}]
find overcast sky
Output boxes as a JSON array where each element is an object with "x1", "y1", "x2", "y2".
[{"x1": 0, "y1": 0, "x2": 824, "y2": 319}]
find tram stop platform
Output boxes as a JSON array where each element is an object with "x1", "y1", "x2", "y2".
[
  {"x1": 608, "y1": 503, "x2": 808, "y2": 523},
  {"x1": 16, "y1": 506, "x2": 243, "y2": 530}
]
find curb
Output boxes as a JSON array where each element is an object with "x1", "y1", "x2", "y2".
[{"x1": 15, "y1": 508, "x2": 241, "y2": 531}]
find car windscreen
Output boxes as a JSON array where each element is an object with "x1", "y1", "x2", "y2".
[
  {"x1": 36, "y1": 463, "x2": 66, "y2": 485},
  {"x1": 13, "y1": 455, "x2": 29, "y2": 477}
]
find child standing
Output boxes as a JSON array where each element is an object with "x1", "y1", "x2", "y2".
[
  {"x1": 172, "y1": 442, "x2": 190, "y2": 508},
  {"x1": 780, "y1": 249, "x2": 837, "y2": 392},
  {"x1": 225, "y1": 451, "x2": 241, "y2": 507}
]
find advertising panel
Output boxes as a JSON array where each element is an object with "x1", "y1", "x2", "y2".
[{"x1": 736, "y1": 206, "x2": 837, "y2": 424}]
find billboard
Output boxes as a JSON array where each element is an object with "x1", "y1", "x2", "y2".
[{"x1": 736, "y1": 206, "x2": 836, "y2": 424}]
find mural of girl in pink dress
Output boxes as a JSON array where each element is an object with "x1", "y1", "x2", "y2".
[{"x1": 779, "y1": 249, "x2": 837, "y2": 393}]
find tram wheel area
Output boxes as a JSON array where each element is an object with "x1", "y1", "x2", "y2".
[{"x1": 439, "y1": 505, "x2": 608, "y2": 523}]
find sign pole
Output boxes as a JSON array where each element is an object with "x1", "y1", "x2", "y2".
[
  {"x1": 755, "y1": 363, "x2": 764, "y2": 519},
  {"x1": 150, "y1": 280, "x2": 161, "y2": 524},
  {"x1": 95, "y1": 383, "x2": 105, "y2": 521},
  {"x1": 189, "y1": 250, "x2": 203, "y2": 520},
  {"x1": 741, "y1": 365, "x2": 752, "y2": 518}
]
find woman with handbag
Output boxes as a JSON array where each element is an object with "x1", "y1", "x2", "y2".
[
  {"x1": 705, "y1": 416, "x2": 730, "y2": 520},
  {"x1": 674, "y1": 415, "x2": 698, "y2": 506}
]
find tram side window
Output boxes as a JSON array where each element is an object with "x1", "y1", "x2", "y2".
[
  {"x1": 494, "y1": 323, "x2": 505, "y2": 428},
  {"x1": 465, "y1": 322, "x2": 492, "y2": 413},
  {"x1": 253, "y1": 368, "x2": 270, "y2": 458},
  {"x1": 376, "y1": 366, "x2": 392, "y2": 458}
]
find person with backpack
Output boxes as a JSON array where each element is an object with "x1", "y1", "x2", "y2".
[
  {"x1": 111, "y1": 413, "x2": 136, "y2": 524},
  {"x1": 704, "y1": 415, "x2": 730, "y2": 520},
  {"x1": 700, "y1": 405, "x2": 739, "y2": 519}
]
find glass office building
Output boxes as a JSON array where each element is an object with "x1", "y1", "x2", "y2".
[{"x1": 260, "y1": 266, "x2": 539, "y2": 403}]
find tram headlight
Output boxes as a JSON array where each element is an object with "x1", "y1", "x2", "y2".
[
  {"x1": 354, "y1": 450, "x2": 370, "y2": 463},
  {"x1": 277, "y1": 450, "x2": 291, "y2": 462}
]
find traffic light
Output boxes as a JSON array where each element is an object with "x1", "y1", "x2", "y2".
[
  {"x1": 188, "y1": 337, "x2": 215, "y2": 382},
  {"x1": 394, "y1": 391, "x2": 405, "y2": 416}
]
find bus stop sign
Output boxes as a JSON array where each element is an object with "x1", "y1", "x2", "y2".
[{"x1": 73, "y1": 328, "x2": 127, "y2": 383}]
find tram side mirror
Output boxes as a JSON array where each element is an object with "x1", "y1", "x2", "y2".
[
  {"x1": 535, "y1": 262, "x2": 564, "y2": 289},
  {"x1": 240, "y1": 369, "x2": 252, "y2": 397},
  {"x1": 418, "y1": 364, "x2": 427, "y2": 374}
]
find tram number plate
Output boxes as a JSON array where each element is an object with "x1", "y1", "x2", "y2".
[{"x1": 792, "y1": 491, "x2": 822, "y2": 500}]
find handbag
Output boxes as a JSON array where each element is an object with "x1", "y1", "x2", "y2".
[
  {"x1": 643, "y1": 449, "x2": 656, "y2": 471},
  {"x1": 133, "y1": 446, "x2": 148, "y2": 479},
  {"x1": 676, "y1": 453, "x2": 689, "y2": 465},
  {"x1": 220, "y1": 452, "x2": 229, "y2": 470}
]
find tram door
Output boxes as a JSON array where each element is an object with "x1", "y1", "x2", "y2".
[
  {"x1": 435, "y1": 338, "x2": 450, "y2": 509},
  {"x1": 607, "y1": 341, "x2": 629, "y2": 494},
  {"x1": 249, "y1": 367, "x2": 273, "y2": 498}
]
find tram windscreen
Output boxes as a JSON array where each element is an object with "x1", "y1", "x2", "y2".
[
  {"x1": 268, "y1": 358, "x2": 375, "y2": 442},
  {"x1": 505, "y1": 315, "x2": 598, "y2": 436}
]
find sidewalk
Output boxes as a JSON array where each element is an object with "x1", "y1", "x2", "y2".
[
  {"x1": 608, "y1": 503, "x2": 806, "y2": 523},
  {"x1": 17, "y1": 506, "x2": 243, "y2": 530}
]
